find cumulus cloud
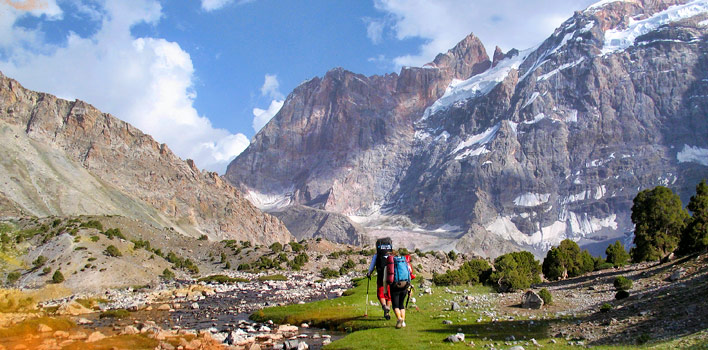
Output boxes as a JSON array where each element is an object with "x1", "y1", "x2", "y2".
[
  {"x1": 260, "y1": 73, "x2": 284, "y2": 100},
  {"x1": 364, "y1": 17, "x2": 386, "y2": 45},
  {"x1": 252, "y1": 74, "x2": 284, "y2": 133},
  {"x1": 252, "y1": 100, "x2": 284, "y2": 133},
  {"x1": 201, "y1": 0, "x2": 255, "y2": 12},
  {"x1": 370, "y1": 0, "x2": 597, "y2": 68},
  {"x1": 0, "y1": 0, "x2": 249, "y2": 174}
]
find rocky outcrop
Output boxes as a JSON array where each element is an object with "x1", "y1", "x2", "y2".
[
  {"x1": 0, "y1": 72, "x2": 292, "y2": 244},
  {"x1": 227, "y1": 0, "x2": 708, "y2": 256},
  {"x1": 271, "y1": 205, "x2": 367, "y2": 245}
]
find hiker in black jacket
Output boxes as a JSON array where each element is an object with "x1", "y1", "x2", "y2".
[{"x1": 366, "y1": 237, "x2": 393, "y2": 319}]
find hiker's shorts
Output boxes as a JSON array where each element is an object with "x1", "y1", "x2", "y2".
[
  {"x1": 390, "y1": 284, "x2": 407, "y2": 309},
  {"x1": 376, "y1": 272, "x2": 390, "y2": 301}
]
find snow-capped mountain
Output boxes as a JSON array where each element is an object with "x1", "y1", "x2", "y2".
[{"x1": 226, "y1": 0, "x2": 708, "y2": 257}]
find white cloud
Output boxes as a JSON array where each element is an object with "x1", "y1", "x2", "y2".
[
  {"x1": 371, "y1": 0, "x2": 598, "y2": 68},
  {"x1": 260, "y1": 73, "x2": 284, "y2": 100},
  {"x1": 251, "y1": 74, "x2": 284, "y2": 133},
  {"x1": 201, "y1": 0, "x2": 255, "y2": 12},
  {"x1": 252, "y1": 99, "x2": 284, "y2": 133},
  {"x1": 364, "y1": 17, "x2": 386, "y2": 44},
  {"x1": 0, "y1": 0, "x2": 249, "y2": 174}
]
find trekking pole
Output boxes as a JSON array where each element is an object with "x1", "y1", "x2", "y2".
[{"x1": 364, "y1": 275, "x2": 370, "y2": 317}]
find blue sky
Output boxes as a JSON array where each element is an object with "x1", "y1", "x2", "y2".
[{"x1": 0, "y1": 0, "x2": 596, "y2": 173}]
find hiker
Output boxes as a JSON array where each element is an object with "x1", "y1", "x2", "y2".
[
  {"x1": 386, "y1": 250, "x2": 415, "y2": 329},
  {"x1": 367, "y1": 237, "x2": 393, "y2": 320}
]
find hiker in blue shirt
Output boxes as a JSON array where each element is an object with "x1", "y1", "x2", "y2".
[{"x1": 386, "y1": 250, "x2": 415, "y2": 328}]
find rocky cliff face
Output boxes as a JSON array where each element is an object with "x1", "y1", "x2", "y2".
[
  {"x1": 225, "y1": 33, "x2": 491, "y2": 216},
  {"x1": 227, "y1": 0, "x2": 708, "y2": 257},
  {"x1": 0, "y1": 72, "x2": 293, "y2": 245}
]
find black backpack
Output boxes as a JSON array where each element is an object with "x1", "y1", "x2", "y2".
[{"x1": 375, "y1": 237, "x2": 393, "y2": 272}]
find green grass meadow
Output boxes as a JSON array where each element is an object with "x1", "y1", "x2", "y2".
[{"x1": 251, "y1": 278, "x2": 708, "y2": 350}]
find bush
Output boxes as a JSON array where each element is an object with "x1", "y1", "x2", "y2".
[
  {"x1": 269, "y1": 242, "x2": 283, "y2": 253},
  {"x1": 542, "y1": 239, "x2": 595, "y2": 280},
  {"x1": 238, "y1": 263, "x2": 251, "y2": 271},
  {"x1": 613, "y1": 276, "x2": 633, "y2": 291},
  {"x1": 32, "y1": 255, "x2": 47, "y2": 268},
  {"x1": 631, "y1": 186, "x2": 688, "y2": 262},
  {"x1": 52, "y1": 270, "x2": 65, "y2": 283},
  {"x1": 41, "y1": 266, "x2": 52, "y2": 275},
  {"x1": 288, "y1": 253, "x2": 309, "y2": 271},
  {"x1": 132, "y1": 239, "x2": 151, "y2": 250},
  {"x1": 105, "y1": 245, "x2": 122, "y2": 257},
  {"x1": 253, "y1": 256, "x2": 278, "y2": 270},
  {"x1": 99, "y1": 309, "x2": 130, "y2": 319},
  {"x1": 161, "y1": 268, "x2": 175, "y2": 280},
  {"x1": 289, "y1": 241, "x2": 305, "y2": 253},
  {"x1": 321, "y1": 267, "x2": 340, "y2": 278},
  {"x1": 80, "y1": 220, "x2": 103, "y2": 231},
  {"x1": 615, "y1": 290, "x2": 630, "y2": 299},
  {"x1": 538, "y1": 288, "x2": 553, "y2": 305},
  {"x1": 600, "y1": 303, "x2": 613, "y2": 312},
  {"x1": 433, "y1": 258, "x2": 492, "y2": 286},
  {"x1": 605, "y1": 241, "x2": 630, "y2": 267},
  {"x1": 103, "y1": 228, "x2": 126, "y2": 240},
  {"x1": 258, "y1": 274, "x2": 287, "y2": 281},
  {"x1": 6, "y1": 271, "x2": 21, "y2": 285},
  {"x1": 198, "y1": 234, "x2": 208, "y2": 241},
  {"x1": 198, "y1": 274, "x2": 249, "y2": 283},
  {"x1": 447, "y1": 250, "x2": 457, "y2": 261},
  {"x1": 90, "y1": 235, "x2": 100, "y2": 242},
  {"x1": 490, "y1": 251, "x2": 541, "y2": 292},
  {"x1": 595, "y1": 262, "x2": 615, "y2": 271}
]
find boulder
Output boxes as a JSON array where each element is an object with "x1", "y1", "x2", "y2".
[
  {"x1": 37, "y1": 324, "x2": 52, "y2": 332},
  {"x1": 445, "y1": 333, "x2": 465, "y2": 343},
  {"x1": 522, "y1": 291, "x2": 544, "y2": 309},
  {"x1": 451, "y1": 302, "x2": 462, "y2": 311},
  {"x1": 87, "y1": 331, "x2": 106, "y2": 343},
  {"x1": 669, "y1": 269, "x2": 684, "y2": 282},
  {"x1": 56, "y1": 301, "x2": 93, "y2": 316}
]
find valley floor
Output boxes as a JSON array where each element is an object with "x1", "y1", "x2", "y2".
[{"x1": 0, "y1": 253, "x2": 706, "y2": 350}]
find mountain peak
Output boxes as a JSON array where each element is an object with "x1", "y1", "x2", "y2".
[{"x1": 429, "y1": 32, "x2": 491, "y2": 80}]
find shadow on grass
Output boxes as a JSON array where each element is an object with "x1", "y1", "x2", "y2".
[{"x1": 421, "y1": 318, "x2": 568, "y2": 342}]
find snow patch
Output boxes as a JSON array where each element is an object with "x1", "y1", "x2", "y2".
[
  {"x1": 568, "y1": 212, "x2": 618, "y2": 236},
  {"x1": 523, "y1": 113, "x2": 546, "y2": 125},
  {"x1": 452, "y1": 123, "x2": 500, "y2": 157},
  {"x1": 421, "y1": 49, "x2": 530, "y2": 120},
  {"x1": 455, "y1": 146, "x2": 490, "y2": 160},
  {"x1": 700, "y1": 19, "x2": 708, "y2": 26},
  {"x1": 246, "y1": 189, "x2": 292, "y2": 211},
  {"x1": 602, "y1": 1, "x2": 708, "y2": 54},
  {"x1": 579, "y1": 21, "x2": 596, "y2": 33},
  {"x1": 537, "y1": 58, "x2": 585, "y2": 82},
  {"x1": 507, "y1": 120, "x2": 518, "y2": 135},
  {"x1": 513, "y1": 193, "x2": 551, "y2": 207},
  {"x1": 566, "y1": 110, "x2": 578, "y2": 123},
  {"x1": 522, "y1": 92, "x2": 540, "y2": 109},
  {"x1": 677, "y1": 144, "x2": 708, "y2": 166}
]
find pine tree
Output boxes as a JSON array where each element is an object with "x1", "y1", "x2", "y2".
[
  {"x1": 679, "y1": 180, "x2": 708, "y2": 254},
  {"x1": 605, "y1": 240, "x2": 630, "y2": 267},
  {"x1": 631, "y1": 186, "x2": 689, "y2": 262}
]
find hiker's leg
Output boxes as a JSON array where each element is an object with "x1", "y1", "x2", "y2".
[
  {"x1": 393, "y1": 308, "x2": 402, "y2": 320},
  {"x1": 400, "y1": 308, "x2": 406, "y2": 321}
]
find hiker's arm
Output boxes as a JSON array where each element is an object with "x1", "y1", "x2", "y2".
[
  {"x1": 408, "y1": 261, "x2": 415, "y2": 279},
  {"x1": 367, "y1": 254, "x2": 377, "y2": 275}
]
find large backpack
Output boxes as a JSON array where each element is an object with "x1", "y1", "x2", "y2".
[
  {"x1": 375, "y1": 237, "x2": 393, "y2": 272},
  {"x1": 392, "y1": 255, "x2": 411, "y2": 288}
]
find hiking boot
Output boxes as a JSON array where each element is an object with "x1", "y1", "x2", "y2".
[
  {"x1": 395, "y1": 319, "x2": 403, "y2": 329},
  {"x1": 383, "y1": 307, "x2": 391, "y2": 320}
]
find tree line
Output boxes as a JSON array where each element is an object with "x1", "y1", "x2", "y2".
[{"x1": 433, "y1": 180, "x2": 708, "y2": 291}]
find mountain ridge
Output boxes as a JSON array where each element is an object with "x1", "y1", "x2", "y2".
[
  {"x1": 0, "y1": 71, "x2": 293, "y2": 245},
  {"x1": 226, "y1": 0, "x2": 708, "y2": 257}
]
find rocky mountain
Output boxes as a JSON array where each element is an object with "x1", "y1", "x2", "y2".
[
  {"x1": 0, "y1": 71, "x2": 292, "y2": 245},
  {"x1": 227, "y1": 0, "x2": 708, "y2": 257}
]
